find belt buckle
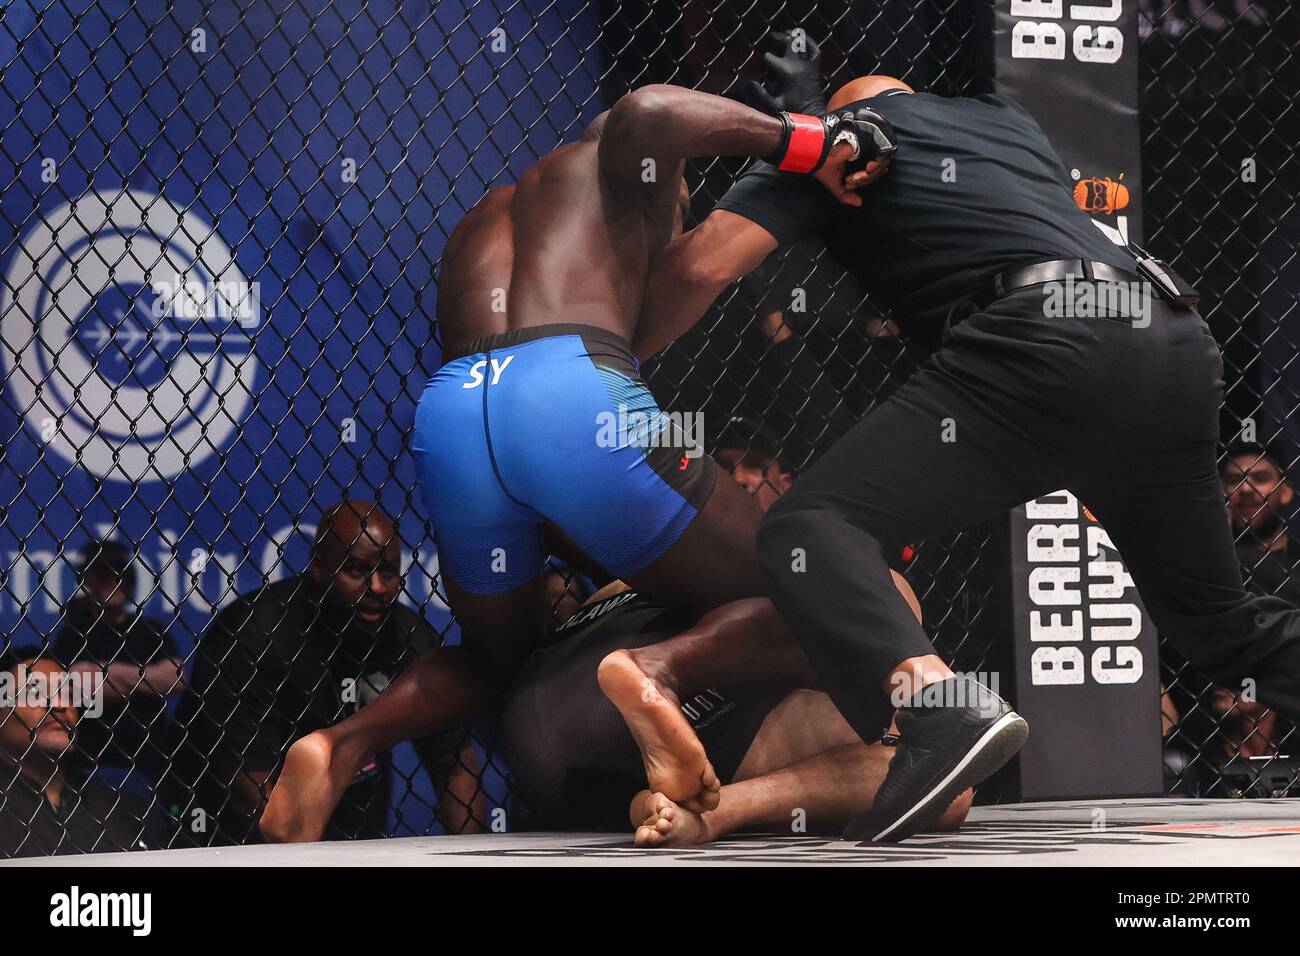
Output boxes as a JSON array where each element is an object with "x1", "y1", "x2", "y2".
[{"x1": 1135, "y1": 256, "x2": 1201, "y2": 310}]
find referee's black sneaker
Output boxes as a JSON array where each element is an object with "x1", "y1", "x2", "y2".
[{"x1": 844, "y1": 675, "x2": 1028, "y2": 843}]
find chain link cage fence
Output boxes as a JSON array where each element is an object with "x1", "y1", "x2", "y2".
[
  {"x1": 1141, "y1": 0, "x2": 1299, "y2": 800},
  {"x1": 0, "y1": 0, "x2": 1295, "y2": 856}
]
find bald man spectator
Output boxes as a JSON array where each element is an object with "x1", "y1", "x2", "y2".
[
  {"x1": 1220, "y1": 440, "x2": 1300, "y2": 605},
  {"x1": 179, "y1": 501, "x2": 486, "y2": 843}
]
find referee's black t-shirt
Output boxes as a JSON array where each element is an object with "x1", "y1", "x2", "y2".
[{"x1": 716, "y1": 91, "x2": 1137, "y2": 343}]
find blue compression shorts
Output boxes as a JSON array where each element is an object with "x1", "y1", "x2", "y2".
[{"x1": 413, "y1": 323, "x2": 717, "y2": 595}]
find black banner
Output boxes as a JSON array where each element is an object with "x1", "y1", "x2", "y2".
[
  {"x1": 994, "y1": 2, "x2": 1161, "y2": 799},
  {"x1": 1007, "y1": 492, "x2": 1163, "y2": 798},
  {"x1": 996, "y1": 0, "x2": 1143, "y2": 248}
]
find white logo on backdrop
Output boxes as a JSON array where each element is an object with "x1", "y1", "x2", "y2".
[{"x1": 1, "y1": 189, "x2": 260, "y2": 481}]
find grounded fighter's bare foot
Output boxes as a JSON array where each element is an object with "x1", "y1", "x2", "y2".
[
  {"x1": 599, "y1": 649, "x2": 720, "y2": 813},
  {"x1": 633, "y1": 790, "x2": 711, "y2": 848},
  {"x1": 260, "y1": 731, "x2": 354, "y2": 843}
]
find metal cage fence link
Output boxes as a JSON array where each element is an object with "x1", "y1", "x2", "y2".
[{"x1": 0, "y1": 0, "x2": 1295, "y2": 857}]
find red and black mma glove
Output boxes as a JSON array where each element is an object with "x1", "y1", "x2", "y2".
[{"x1": 768, "y1": 107, "x2": 899, "y2": 174}]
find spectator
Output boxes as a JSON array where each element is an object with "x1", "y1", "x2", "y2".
[
  {"x1": 54, "y1": 540, "x2": 187, "y2": 812},
  {"x1": 1220, "y1": 439, "x2": 1300, "y2": 604},
  {"x1": 0, "y1": 646, "x2": 164, "y2": 857},
  {"x1": 1196, "y1": 686, "x2": 1296, "y2": 798},
  {"x1": 712, "y1": 416, "x2": 798, "y2": 513},
  {"x1": 1209, "y1": 687, "x2": 1291, "y2": 761},
  {"x1": 180, "y1": 500, "x2": 485, "y2": 843}
]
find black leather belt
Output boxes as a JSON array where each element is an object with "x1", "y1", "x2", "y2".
[{"x1": 981, "y1": 259, "x2": 1140, "y2": 308}]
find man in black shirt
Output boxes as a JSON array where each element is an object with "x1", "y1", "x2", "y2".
[
  {"x1": 181, "y1": 501, "x2": 485, "y2": 843},
  {"x1": 54, "y1": 540, "x2": 186, "y2": 812},
  {"x1": 1220, "y1": 440, "x2": 1300, "y2": 605},
  {"x1": 0, "y1": 647, "x2": 163, "y2": 857},
  {"x1": 641, "y1": 52, "x2": 1300, "y2": 841}
]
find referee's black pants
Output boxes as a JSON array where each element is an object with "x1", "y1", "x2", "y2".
[{"x1": 757, "y1": 285, "x2": 1300, "y2": 741}]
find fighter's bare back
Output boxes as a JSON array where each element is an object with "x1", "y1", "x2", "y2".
[
  {"x1": 436, "y1": 128, "x2": 686, "y2": 357},
  {"x1": 435, "y1": 83, "x2": 878, "y2": 358}
]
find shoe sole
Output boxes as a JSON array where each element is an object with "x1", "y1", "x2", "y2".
[{"x1": 870, "y1": 711, "x2": 1029, "y2": 843}]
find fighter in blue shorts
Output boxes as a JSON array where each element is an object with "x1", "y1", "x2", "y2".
[
  {"x1": 414, "y1": 87, "x2": 893, "y2": 679},
  {"x1": 415, "y1": 322, "x2": 712, "y2": 599},
  {"x1": 259, "y1": 85, "x2": 895, "y2": 841}
]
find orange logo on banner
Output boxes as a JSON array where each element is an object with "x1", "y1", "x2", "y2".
[{"x1": 1074, "y1": 173, "x2": 1129, "y2": 215}]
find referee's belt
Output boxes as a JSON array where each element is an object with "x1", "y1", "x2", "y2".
[
  {"x1": 981, "y1": 259, "x2": 1139, "y2": 308},
  {"x1": 979, "y1": 257, "x2": 1200, "y2": 312}
]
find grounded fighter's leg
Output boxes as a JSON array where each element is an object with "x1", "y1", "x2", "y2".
[
  {"x1": 597, "y1": 597, "x2": 820, "y2": 815},
  {"x1": 633, "y1": 747, "x2": 973, "y2": 847},
  {"x1": 594, "y1": 476, "x2": 795, "y2": 811},
  {"x1": 596, "y1": 651, "x2": 722, "y2": 814},
  {"x1": 631, "y1": 691, "x2": 973, "y2": 846},
  {"x1": 601, "y1": 580, "x2": 922, "y2": 814}
]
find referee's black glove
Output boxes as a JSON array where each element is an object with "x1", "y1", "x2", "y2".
[
  {"x1": 742, "y1": 29, "x2": 827, "y2": 116},
  {"x1": 768, "y1": 105, "x2": 899, "y2": 174}
]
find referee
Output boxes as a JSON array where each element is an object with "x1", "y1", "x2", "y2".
[{"x1": 643, "y1": 38, "x2": 1300, "y2": 842}]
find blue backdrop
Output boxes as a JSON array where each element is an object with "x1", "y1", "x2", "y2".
[{"x1": 0, "y1": 0, "x2": 601, "y2": 833}]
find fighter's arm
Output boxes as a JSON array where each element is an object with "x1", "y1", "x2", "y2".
[
  {"x1": 633, "y1": 210, "x2": 778, "y2": 360},
  {"x1": 598, "y1": 85, "x2": 783, "y2": 198},
  {"x1": 599, "y1": 85, "x2": 881, "y2": 209},
  {"x1": 632, "y1": 157, "x2": 888, "y2": 360}
]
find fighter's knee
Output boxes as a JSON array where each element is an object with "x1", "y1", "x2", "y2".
[{"x1": 933, "y1": 788, "x2": 974, "y2": 832}]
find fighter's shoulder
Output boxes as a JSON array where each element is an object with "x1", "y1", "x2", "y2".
[
  {"x1": 525, "y1": 139, "x2": 598, "y2": 182},
  {"x1": 450, "y1": 183, "x2": 515, "y2": 237}
]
